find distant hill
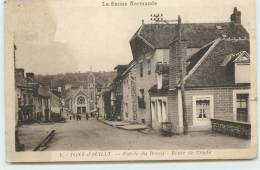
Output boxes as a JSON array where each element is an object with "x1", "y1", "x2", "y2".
[{"x1": 35, "y1": 71, "x2": 117, "y2": 90}]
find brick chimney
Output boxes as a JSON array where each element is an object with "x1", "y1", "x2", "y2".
[
  {"x1": 230, "y1": 7, "x2": 241, "y2": 24},
  {"x1": 15, "y1": 68, "x2": 24, "y2": 78},
  {"x1": 26, "y1": 72, "x2": 34, "y2": 80},
  {"x1": 169, "y1": 16, "x2": 187, "y2": 90}
]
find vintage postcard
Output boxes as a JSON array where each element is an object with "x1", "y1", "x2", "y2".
[{"x1": 5, "y1": 0, "x2": 257, "y2": 162}]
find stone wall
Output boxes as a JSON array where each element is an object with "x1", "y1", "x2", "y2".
[{"x1": 211, "y1": 118, "x2": 251, "y2": 139}]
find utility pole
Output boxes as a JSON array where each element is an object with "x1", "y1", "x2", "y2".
[{"x1": 177, "y1": 16, "x2": 188, "y2": 134}]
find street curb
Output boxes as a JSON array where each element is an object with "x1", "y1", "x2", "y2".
[{"x1": 33, "y1": 130, "x2": 55, "y2": 151}]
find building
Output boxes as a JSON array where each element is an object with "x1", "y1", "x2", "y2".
[
  {"x1": 149, "y1": 37, "x2": 250, "y2": 138},
  {"x1": 129, "y1": 7, "x2": 249, "y2": 127},
  {"x1": 97, "y1": 83, "x2": 110, "y2": 119},
  {"x1": 64, "y1": 73, "x2": 96, "y2": 117},
  {"x1": 15, "y1": 69, "x2": 56, "y2": 123},
  {"x1": 121, "y1": 61, "x2": 138, "y2": 122},
  {"x1": 36, "y1": 85, "x2": 53, "y2": 121},
  {"x1": 109, "y1": 65, "x2": 128, "y2": 120},
  {"x1": 15, "y1": 69, "x2": 36, "y2": 124}
]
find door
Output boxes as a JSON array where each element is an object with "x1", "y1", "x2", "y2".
[
  {"x1": 82, "y1": 107, "x2": 86, "y2": 113},
  {"x1": 77, "y1": 107, "x2": 81, "y2": 114},
  {"x1": 193, "y1": 96, "x2": 213, "y2": 129}
]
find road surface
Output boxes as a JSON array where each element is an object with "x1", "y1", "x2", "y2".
[{"x1": 44, "y1": 119, "x2": 250, "y2": 150}]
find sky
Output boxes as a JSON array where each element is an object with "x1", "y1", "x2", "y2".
[{"x1": 7, "y1": 0, "x2": 255, "y2": 75}]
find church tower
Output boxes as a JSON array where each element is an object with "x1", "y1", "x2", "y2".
[{"x1": 88, "y1": 71, "x2": 96, "y2": 112}]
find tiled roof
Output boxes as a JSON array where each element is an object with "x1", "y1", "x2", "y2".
[
  {"x1": 136, "y1": 23, "x2": 249, "y2": 49},
  {"x1": 184, "y1": 39, "x2": 250, "y2": 87}
]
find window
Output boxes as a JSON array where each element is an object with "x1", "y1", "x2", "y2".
[
  {"x1": 125, "y1": 103, "x2": 128, "y2": 118},
  {"x1": 77, "y1": 96, "x2": 85, "y2": 105},
  {"x1": 140, "y1": 63, "x2": 143, "y2": 77},
  {"x1": 151, "y1": 98, "x2": 168, "y2": 123},
  {"x1": 140, "y1": 89, "x2": 144, "y2": 98},
  {"x1": 193, "y1": 95, "x2": 213, "y2": 126},
  {"x1": 151, "y1": 101, "x2": 156, "y2": 121},
  {"x1": 147, "y1": 59, "x2": 151, "y2": 75},
  {"x1": 236, "y1": 94, "x2": 249, "y2": 122},
  {"x1": 138, "y1": 89, "x2": 145, "y2": 108},
  {"x1": 196, "y1": 100, "x2": 210, "y2": 119}
]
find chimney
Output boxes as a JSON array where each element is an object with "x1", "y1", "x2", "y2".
[
  {"x1": 169, "y1": 16, "x2": 187, "y2": 89},
  {"x1": 26, "y1": 72, "x2": 34, "y2": 80},
  {"x1": 15, "y1": 68, "x2": 24, "y2": 78},
  {"x1": 230, "y1": 7, "x2": 241, "y2": 24}
]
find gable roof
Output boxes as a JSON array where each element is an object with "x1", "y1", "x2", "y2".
[
  {"x1": 184, "y1": 39, "x2": 250, "y2": 88},
  {"x1": 233, "y1": 51, "x2": 250, "y2": 63},
  {"x1": 131, "y1": 22, "x2": 249, "y2": 50}
]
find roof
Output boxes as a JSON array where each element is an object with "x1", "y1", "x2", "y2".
[
  {"x1": 38, "y1": 86, "x2": 52, "y2": 97},
  {"x1": 15, "y1": 75, "x2": 37, "y2": 88},
  {"x1": 149, "y1": 39, "x2": 250, "y2": 93},
  {"x1": 136, "y1": 23, "x2": 248, "y2": 48},
  {"x1": 51, "y1": 93, "x2": 61, "y2": 107},
  {"x1": 184, "y1": 39, "x2": 250, "y2": 88},
  {"x1": 233, "y1": 51, "x2": 250, "y2": 63},
  {"x1": 130, "y1": 22, "x2": 249, "y2": 59},
  {"x1": 65, "y1": 88, "x2": 89, "y2": 100}
]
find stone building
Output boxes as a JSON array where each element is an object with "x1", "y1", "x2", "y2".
[
  {"x1": 129, "y1": 7, "x2": 249, "y2": 127},
  {"x1": 65, "y1": 72, "x2": 96, "y2": 117},
  {"x1": 121, "y1": 61, "x2": 138, "y2": 122}
]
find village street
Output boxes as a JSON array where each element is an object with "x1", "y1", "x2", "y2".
[{"x1": 18, "y1": 117, "x2": 250, "y2": 151}]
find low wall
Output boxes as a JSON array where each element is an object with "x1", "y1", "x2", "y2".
[{"x1": 211, "y1": 118, "x2": 251, "y2": 139}]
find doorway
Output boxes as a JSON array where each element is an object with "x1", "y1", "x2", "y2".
[{"x1": 77, "y1": 107, "x2": 81, "y2": 114}]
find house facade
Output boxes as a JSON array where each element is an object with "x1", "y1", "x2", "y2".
[
  {"x1": 121, "y1": 61, "x2": 138, "y2": 122},
  {"x1": 129, "y1": 7, "x2": 249, "y2": 128},
  {"x1": 149, "y1": 38, "x2": 250, "y2": 137},
  {"x1": 15, "y1": 69, "x2": 56, "y2": 124},
  {"x1": 109, "y1": 65, "x2": 128, "y2": 120}
]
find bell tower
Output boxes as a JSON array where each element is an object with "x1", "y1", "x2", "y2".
[{"x1": 88, "y1": 70, "x2": 96, "y2": 112}]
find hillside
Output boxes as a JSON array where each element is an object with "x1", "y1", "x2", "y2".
[{"x1": 35, "y1": 71, "x2": 117, "y2": 90}]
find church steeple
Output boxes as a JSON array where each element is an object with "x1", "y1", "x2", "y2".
[{"x1": 87, "y1": 68, "x2": 96, "y2": 111}]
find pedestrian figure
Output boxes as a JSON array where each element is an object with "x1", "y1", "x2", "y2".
[
  {"x1": 86, "y1": 113, "x2": 89, "y2": 120},
  {"x1": 70, "y1": 115, "x2": 72, "y2": 120},
  {"x1": 73, "y1": 114, "x2": 75, "y2": 120}
]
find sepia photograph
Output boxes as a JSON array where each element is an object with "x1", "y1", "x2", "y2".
[{"x1": 4, "y1": 0, "x2": 257, "y2": 162}]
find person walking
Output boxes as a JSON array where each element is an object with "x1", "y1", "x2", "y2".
[{"x1": 86, "y1": 113, "x2": 89, "y2": 120}]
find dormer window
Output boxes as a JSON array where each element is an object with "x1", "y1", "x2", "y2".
[{"x1": 234, "y1": 51, "x2": 250, "y2": 84}]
